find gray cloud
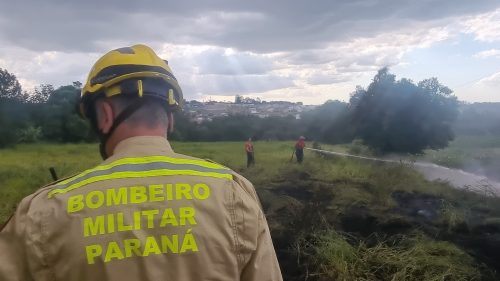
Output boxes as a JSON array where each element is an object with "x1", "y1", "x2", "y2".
[
  {"x1": 307, "y1": 73, "x2": 350, "y2": 86},
  {"x1": 194, "y1": 48, "x2": 273, "y2": 75},
  {"x1": 1, "y1": 0, "x2": 498, "y2": 53},
  {"x1": 460, "y1": 71, "x2": 500, "y2": 102},
  {"x1": 1, "y1": 0, "x2": 499, "y2": 103},
  {"x1": 191, "y1": 74, "x2": 295, "y2": 95}
]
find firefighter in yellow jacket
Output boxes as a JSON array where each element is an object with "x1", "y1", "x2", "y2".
[{"x1": 0, "y1": 44, "x2": 283, "y2": 281}]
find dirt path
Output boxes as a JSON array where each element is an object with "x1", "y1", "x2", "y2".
[{"x1": 306, "y1": 148, "x2": 500, "y2": 196}]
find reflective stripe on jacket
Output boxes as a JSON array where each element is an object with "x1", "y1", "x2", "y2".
[{"x1": 0, "y1": 136, "x2": 283, "y2": 281}]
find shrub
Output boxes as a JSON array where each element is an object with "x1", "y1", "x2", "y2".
[{"x1": 17, "y1": 126, "x2": 42, "y2": 143}]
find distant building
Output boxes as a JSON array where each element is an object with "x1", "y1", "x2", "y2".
[{"x1": 183, "y1": 99, "x2": 314, "y2": 122}]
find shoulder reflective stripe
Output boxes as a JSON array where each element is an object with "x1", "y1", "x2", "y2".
[
  {"x1": 55, "y1": 161, "x2": 230, "y2": 192},
  {"x1": 58, "y1": 156, "x2": 229, "y2": 186},
  {"x1": 47, "y1": 156, "x2": 233, "y2": 198},
  {"x1": 48, "y1": 169, "x2": 232, "y2": 198}
]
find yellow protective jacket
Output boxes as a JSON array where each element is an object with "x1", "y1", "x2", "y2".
[{"x1": 0, "y1": 136, "x2": 282, "y2": 281}]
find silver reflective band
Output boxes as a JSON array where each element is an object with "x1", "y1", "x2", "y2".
[
  {"x1": 47, "y1": 157, "x2": 234, "y2": 198},
  {"x1": 53, "y1": 162, "x2": 231, "y2": 191}
]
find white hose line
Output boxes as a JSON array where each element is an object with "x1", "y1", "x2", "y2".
[
  {"x1": 306, "y1": 147, "x2": 500, "y2": 196},
  {"x1": 306, "y1": 148, "x2": 399, "y2": 163}
]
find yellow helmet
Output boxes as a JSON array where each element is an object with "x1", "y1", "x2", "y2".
[{"x1": 80, "y1": 44, "x2": 183, "y2": 118}]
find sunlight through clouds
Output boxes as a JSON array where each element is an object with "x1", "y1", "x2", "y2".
[{"x1": 0, "y1": 0, "x2": 499, "y2": 103}]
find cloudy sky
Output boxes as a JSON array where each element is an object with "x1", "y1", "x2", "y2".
[{"x1": 0, "y1": 0, "x2": 499, "y2": 104}]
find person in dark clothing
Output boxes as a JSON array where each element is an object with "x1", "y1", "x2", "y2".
[
  {"x1": 295, "y1": 136, "x2": 306, "y2": 163},
  {"x1": 245, "y1": 138, "x2": 255, "y2": 167}
]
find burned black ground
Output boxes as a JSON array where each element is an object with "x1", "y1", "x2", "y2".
[{"x1": 255, "y1": 166, "x2": 500, "y2": 281}]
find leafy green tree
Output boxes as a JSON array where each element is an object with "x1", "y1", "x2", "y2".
[
  {"x1": 235, "y1": 95, "x2": 243, "y2": 104},
  {"x1": 72, "y1": 81, "x2": 83, "y2": 88},
  {"x1": 0, "y1": 107, "x2": 18, "y2": 147},
  {"x1": 350, "y1": 68, "x2": 459, "y2": 154},
  {"x1": 17, "y1": 126, "x2": 42, "y2": 143},
  {"x1": 0, "y1": 68, "x2": 23, "y2": 102},
  {"x1": 301, "y1": 100, "x2": 355, "y2": 143},
  {"x1": 41, "y1": 85, "x2": 93, "y2": 142},
  {"x1": 28, "y1": 84, "x2": 54, "y2": 103},
  {"x1": 64, "y1": 114, "x2": 91, "y2": 142},
  {"x1": 0, "y1": 68, "x2": 26, "y2": 147},
  {"x1": 454, "y1": 102, "x2": 500, "y2": 135}
]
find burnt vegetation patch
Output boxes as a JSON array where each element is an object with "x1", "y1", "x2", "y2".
[{"x1": 255, "y1": 165, "x2": 500, "y2": 280}]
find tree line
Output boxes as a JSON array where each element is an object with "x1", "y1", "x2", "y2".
[
  {"x1": 0, "y1": 69, "x2": 92, "y2": 147},
  {"x1": 1, "y1": 67, "x2": 489, "y2": 154}
]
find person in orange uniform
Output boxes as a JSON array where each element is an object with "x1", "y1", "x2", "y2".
[
  {"x1": 295, "y1": 136, "x2": 306, "y2": 163},
  {"x1": 0, "y1": 45, "x2": 283, "y2": 281},
  {"x1": 245, "y1": 137, "x2": 255, "y2": 168}
]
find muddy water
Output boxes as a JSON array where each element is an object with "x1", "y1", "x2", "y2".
[{"x1": 306, "y1": 148, "x2": 500, "y2": 196}]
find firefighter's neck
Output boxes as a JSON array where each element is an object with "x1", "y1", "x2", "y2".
[
  {"x1": 105, "y1": 124, "x2": 167, "y2": 157},
  {"x1": 96, "y1": 100, "x2": 167, "y2": 157}
]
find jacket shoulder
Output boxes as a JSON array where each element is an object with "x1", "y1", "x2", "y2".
[
  {"x1": 1, "y1": 180, "x2": 61, "y2": 230},
  {"x1": 16, "y1": 171, "x2": 82, "y2": 215},
  {"x1": 197, "y1": 157, "x2": 260, "y2": 202},
  {"x1": 40, "y1": 173, "x2": 79, "y2": 189}
]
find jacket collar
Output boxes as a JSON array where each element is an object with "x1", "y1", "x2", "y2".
[{"x1": 112, "y1": 136, "x2": 175, "y2": 158}]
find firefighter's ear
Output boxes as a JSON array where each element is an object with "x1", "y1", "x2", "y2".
[{"x1": 96, "y1": 99, "x2": 115, "y2": 134}]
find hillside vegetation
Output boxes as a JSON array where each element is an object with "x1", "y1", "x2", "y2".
[
  {"x1": 1, "y1": 68, "x2": 462, "y2": 157},
  {"x1": 1, "y1": 141, "x2": 499, "y2": 280}
]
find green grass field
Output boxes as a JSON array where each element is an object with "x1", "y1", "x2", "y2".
[
  {"x1": 1, "y1": 141, "x2": 500, "y2": 280},
  {"x1": 0, "y1": 141, "x2": 297, "y2": 222}
]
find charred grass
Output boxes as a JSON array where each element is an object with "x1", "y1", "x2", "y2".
[{"x1": 252, "y1": 152, "x2": 500, "y2": 280}]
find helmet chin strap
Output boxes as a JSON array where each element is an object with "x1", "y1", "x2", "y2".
[
  {"x1": 167, "y1": 111, "x2": 174, "y2": 133},
  {"x1": 97, "y1": 100, "x2": 146, "y2": 160}
]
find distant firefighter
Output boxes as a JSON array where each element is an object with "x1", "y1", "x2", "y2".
[
  {"x1": 245, "y1": 137, "x2": 255, "y2": 167},
  {"x1": 295, "y1": 136, "x2": 306, "y2": 163}
]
